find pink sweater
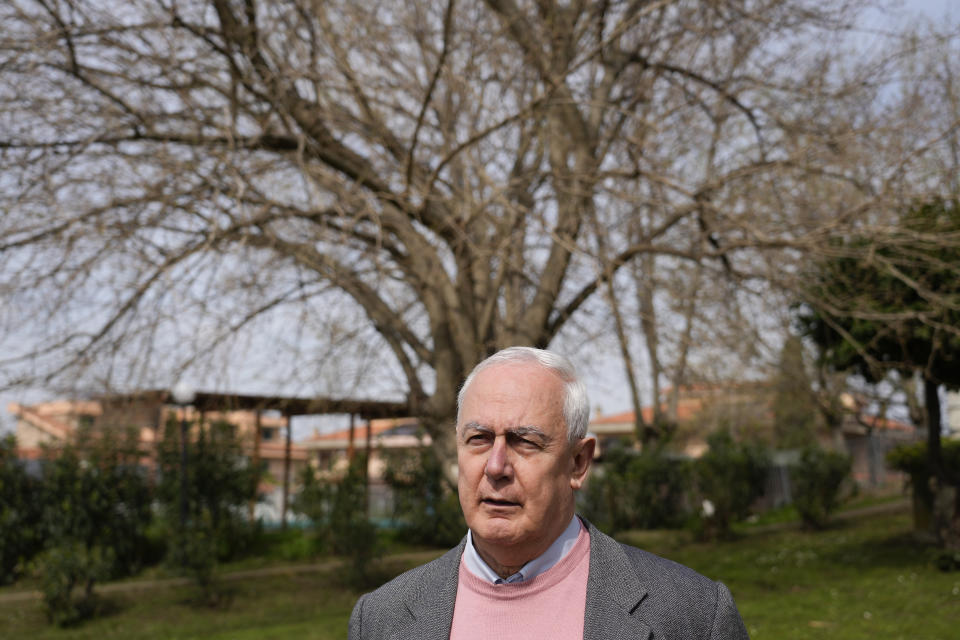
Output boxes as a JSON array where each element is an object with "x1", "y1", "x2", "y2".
[{"x1": 449, "y1": 527, "x2": 591, "y2": 640}]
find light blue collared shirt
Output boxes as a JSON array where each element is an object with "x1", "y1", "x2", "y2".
[{"x1": 462, "y1": 515, "x2": 582, "y2": 584}]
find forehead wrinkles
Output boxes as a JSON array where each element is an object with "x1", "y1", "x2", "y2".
[
  {"x1": 474, "y1": 365, "x2": 562, "y2": 404},
  {"x1": 458, "y1": 367, "x2": 565, "y2": 440},
  {"x1": 464, "y1": 382, "x2": 557, "y2": 420}
]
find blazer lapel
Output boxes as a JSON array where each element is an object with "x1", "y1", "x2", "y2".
[
  {"x1": 389, "y1": 540, "x2": 464, "y2": 640},
  {"x1": 583, "y1": 521, "x2": 652, "y2": 640}
]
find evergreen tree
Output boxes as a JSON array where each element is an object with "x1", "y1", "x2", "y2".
[{"x1": 797, "y1": 199, "x2": 960, "y2": 547}]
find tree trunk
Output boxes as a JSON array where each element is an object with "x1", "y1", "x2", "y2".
[
  {"x1": 925, "y1": 377, "x2": 943, "y2": 482},
  {"x1": 605, "y1": 276, "x2": 648, "y2": 444},
  {"x1": 925, "y1": 377, "x2": 960, "y2": 550},
  {"x1": 420, "y1": 410, "x2": 459, "y2": 489},
  {"x1": 248, "y1": 410, "x2": 262, "y2": 523},
  {"x1": 281, "y1": 412, "x2": 292, "y2": 531}
]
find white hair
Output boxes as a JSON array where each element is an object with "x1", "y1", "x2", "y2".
[{"x1": 456, "y1": 346, "x2": 590, "y2": 443}]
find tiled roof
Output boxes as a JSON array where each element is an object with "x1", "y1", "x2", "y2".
[
  {"x1": 589, "y1": 398, "x2": 705, "y2": 430},
  {"x1": 9, "y1": 400, "x2": 307, "y2": 459},
  {"x1": 301, "y1": 418, "x2": 426, "y2": 450}
]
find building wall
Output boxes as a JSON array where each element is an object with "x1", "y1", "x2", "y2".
[
  {"x1": 99, "y1": 395, "x2": 165, "y2": 431},
  {"x1": 15, "y1": 418, "x2": 57, "y2": 450},
  {"x1": 845, "y1": 432, "x2": 908, "y2": 488},
  {"x1": 947, "y1": 391, "x2": 960, "y2": 437}
]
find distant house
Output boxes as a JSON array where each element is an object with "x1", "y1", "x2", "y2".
[
  {"x1": 589, "y1": 389, "x2": 715, "y2": 458},
  {"x1": 300, "y1": 417, "x2": 429, "y2": 478},
  {"x1": 299, "y1": 417, "x2": 431, "y2": 519},
  {"x1": 948, "y1": 391, "x2": 960, "y2": 437},
  {"x1": 588, "y1": 384, "x2": 918, "y2": 491},
  {"x1": 7, "y1": 393, "x2": 309, "y2": 522}
]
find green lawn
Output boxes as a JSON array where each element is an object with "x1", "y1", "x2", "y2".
[
  {"x1": 2, "y1": 509, "x2": 958, "y2": 639},
  {"x1": 620, "y1": 511, "x2": 960, "y2": 639}
]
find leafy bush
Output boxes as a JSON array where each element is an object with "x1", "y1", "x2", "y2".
[
  {"x1": 581, "y1": 447, "x2": 691, "y2": 534},
  {"x1": 155, "y1": 417, "x2": 259, "y2": 603},
  {"x1": 37, "y1": 542, "x2": 113, "y2": 626},
  {"x1": 888, "y1": 439, "x2": 960, "y2": 534},
  {"x1": 165, "y1": 518, "x2": 222, "y2": 605},
  {"x1": 35, "y1": 428, "x2": 153, "y2": 625},
  {"x1": 293, "y1": 457, "x2": 379, "y2": 586},
  {"x1": 790, "y1": 446, "x2": 852, "y2": 529},
  {"x1": 250, "y1": 527, "x2": 321, "y2": 562},
  {"x1": 0, "y1": 434, "x2": 44, "y2": 584},
  {"x1": 887, "y1": 439, "x2": 960, "y2": 479},
  {"x1": 382, "y1": 445, "x2": 465, "y2": 547},
  {"x1": 691, "y1": 430, "x2": 770, "y2": 539}
]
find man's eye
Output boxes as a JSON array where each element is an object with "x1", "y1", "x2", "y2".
[{"x1": 513, "y1": 436, "x2": 541, "y2": 450}]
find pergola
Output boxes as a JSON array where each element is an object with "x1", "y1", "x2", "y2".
[{"x1": 105, "y1": 389, "x2": 409, "y2": 528}]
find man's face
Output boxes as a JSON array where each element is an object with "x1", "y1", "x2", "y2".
[{"x1": 456, "y1": 362, "x2": 593, "y2": 566}]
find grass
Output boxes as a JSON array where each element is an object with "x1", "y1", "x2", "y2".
[
  {"x1": 619, "y1": 510, "x2": 959, "y2": 639},
  {"x1": 2, "y1": 508, "x2": 958, "y2": 639},
  {"x1": 0, "y1": 554, "x2": 434, "y2": 640}
]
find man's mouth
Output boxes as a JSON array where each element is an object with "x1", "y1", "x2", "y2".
[{"x1": 481, "y1": 498, "x2": 520, "y2": 507}]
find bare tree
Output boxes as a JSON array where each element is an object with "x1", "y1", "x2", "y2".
[{"x1": 1, "y1": 0, "x2": 954, "y2": 469}]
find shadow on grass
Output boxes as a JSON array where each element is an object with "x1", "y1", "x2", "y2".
[{"x1": 801, "y1": 521, "x2": 933, "y2": 571}]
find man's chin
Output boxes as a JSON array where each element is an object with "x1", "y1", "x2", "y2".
[{"x1": 472, "y1": 516, "x2": 525, "y2": 545}]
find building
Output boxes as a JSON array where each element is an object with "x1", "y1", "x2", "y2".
[
  {"x1": 8, "y1": 389, "x2": 409, "y2": 524},
  {"x1": 300, "y1": 417, "x2": 430, "y2": 520},
  {"x1": 948, "y1": 391, "x2": 960, "y2": 437},
  {"x1": 300, "y1": 417, "x2": 429, "y2": 476},
  {"x1": 587, "y1": 384, "x2": 918, "y2": 491},
  {"x1": 8, "y1": 392, "x2": 308, "y2": 523}
]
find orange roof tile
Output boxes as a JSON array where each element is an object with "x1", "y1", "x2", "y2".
[
  {"x1": 590, "y1": 398, "x2": 705, "y2": 428},
  {"x1": 303, "y1": 417, "x2": 416, "y2": 443}
]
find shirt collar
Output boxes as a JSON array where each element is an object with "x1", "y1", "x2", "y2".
[{"x1": 462, "y1": 515, "x2": 582, "y2": 584}]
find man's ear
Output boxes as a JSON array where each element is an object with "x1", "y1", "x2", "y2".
[{"x1": 569, "y1": 436, "x2": 596, "y2": 490}]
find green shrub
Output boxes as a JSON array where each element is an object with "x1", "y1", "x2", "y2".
[
  {"x1": 0, "y1": 434, "x2": 44, "y2": 584},
  {"x1": 382, "y1": 445, "x2": 465, "y2": 547},
  {"x1": 165, "y1": 518, "x2": 222, "y2": 605},
  {"x1": 37, "y1": 542, "x2": 113, "y2": 626},
  {"x1": 888, "y1": 439, "x2": 960, "y2": 533},
  {"x1": 691, "y1": 430, "x2": 770, "y2": 539},
  {"x1": 790, "y1": 446, "x2": 852, "y2": 529},
  {"x1": 293, "y1": 458, "x2": 379, "y2": 587},
  {"x1": 34, "y1": 428, "x2": 153, "y2": 625},
  {"x1": 291, "y1": 465, "x2": 333, "y2": 553},
  {"x1": 886, "y1": 439, "x2": 960, "y2": 477},
  {"x1": 155, "y1": 417, "x2": 260, "y2": 603},
  {"x1": 581, "y1": 447, "x2": 691, "y2": 534},
  {"x1": 250, "y1": 527, "x2": 322, "y2": 562}
]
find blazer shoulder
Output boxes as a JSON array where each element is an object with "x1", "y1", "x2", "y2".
[
  {"x1": 617, "y1": 543, "x2": 749, "y2": 639},
  {"x1": 364, "y1": 542, "x2": 463, "y2": 604},
  {"x1": 618, "y1": 541, "x2": 717, "y2": 592},
  {"x1": 584, "y1": 523, "x2": 748, "y2": 639},
  {"x1": 587, "y1": 522, "x2": 717, "y2": 596}
]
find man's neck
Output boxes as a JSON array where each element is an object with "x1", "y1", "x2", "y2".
[
  {"x1": 475, "y1": 546, "x2": 526, "y2": 580},
  {"x1": 467, "y1": 515, "x2": 581, "y2": 582}
]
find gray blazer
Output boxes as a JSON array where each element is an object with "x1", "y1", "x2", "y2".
[{"x1": 349, "y1": 519, "x2": 749, "y2": 639}]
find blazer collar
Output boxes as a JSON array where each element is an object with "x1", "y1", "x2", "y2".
[{"x1": 391, "y1": 539, "x2": 465, "y2": 640}]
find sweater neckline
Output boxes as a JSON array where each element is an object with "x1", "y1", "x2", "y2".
[{"x1": 458, "y1": 525, "x2": 590, "y2": 600}]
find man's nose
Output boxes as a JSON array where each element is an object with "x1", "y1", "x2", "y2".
[{"x1": 484, "y1": 436, "x2": 512, "y2": 479}]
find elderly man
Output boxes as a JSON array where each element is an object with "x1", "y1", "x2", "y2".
[{"x1": 349, "y1": 346, "x2": 749, "y2": 640}]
